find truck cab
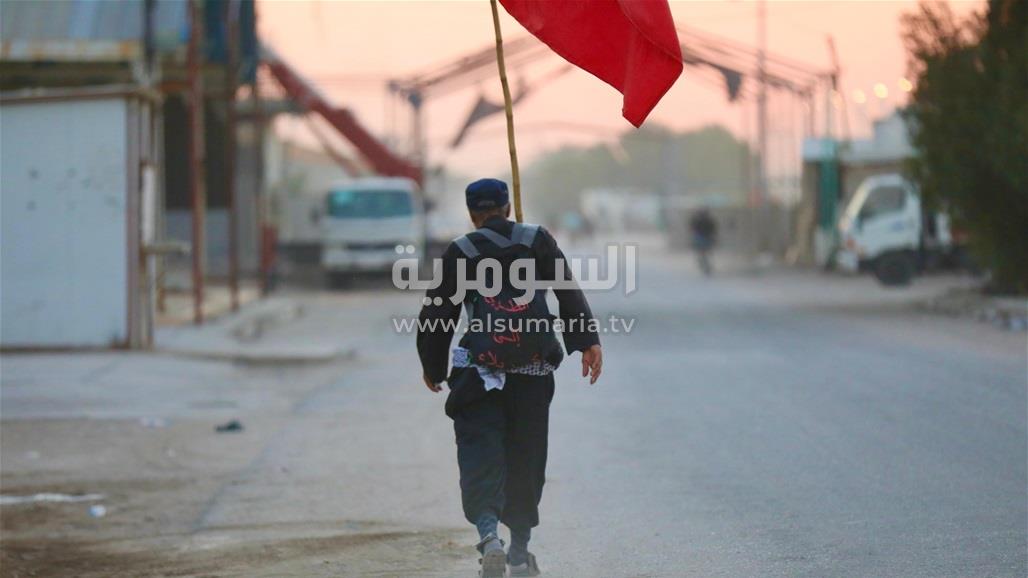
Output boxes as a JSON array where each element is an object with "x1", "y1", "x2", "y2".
[
  {"x1": 319, "y1": 177, "x2": 424, "y2": 286},
  {"x1": 836, "y1": 174, "x2": 954, "y2": 286}
]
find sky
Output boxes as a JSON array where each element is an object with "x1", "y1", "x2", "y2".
[{"x1": 258, "y1": 0, "x2": 985, "y2": 176}]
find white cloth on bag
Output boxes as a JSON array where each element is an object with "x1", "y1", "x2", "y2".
[{"x1": 450, "y1": 346, "x2": 556, "y2": 392}]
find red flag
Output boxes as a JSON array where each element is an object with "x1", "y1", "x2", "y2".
[{"x1": 499, "y1": 0, "x2": 683, "y2": 127}]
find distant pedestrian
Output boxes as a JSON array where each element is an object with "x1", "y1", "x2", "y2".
[
  {"x1": 689, "y1": 207, "x2": 718, "y2": 276},
  {"x1": 417, "y1": 178, "x2": 602, "y2": 577}
]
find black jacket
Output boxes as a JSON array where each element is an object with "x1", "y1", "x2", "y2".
[{"x1": 416, "y1": 216, "x2": 600, "y2": 384}]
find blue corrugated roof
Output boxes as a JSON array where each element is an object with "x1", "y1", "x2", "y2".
[
  {"x1": 1, "y1": 0, "x2": 256, "y2": 79},
  {"x1": 1, "y1": 0, "x2": 187, "y2": 49}
]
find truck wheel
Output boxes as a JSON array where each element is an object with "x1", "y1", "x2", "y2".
[{"x1": 873, "y1": 252, "x2": 915, "y2": 287}]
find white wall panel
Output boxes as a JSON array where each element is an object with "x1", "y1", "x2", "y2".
[{"x1": 1, "y1": 98, "x2": 128, "y2": 347}]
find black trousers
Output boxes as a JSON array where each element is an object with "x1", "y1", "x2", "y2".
[{"x1": 449, "y1": 370, "x2": 555, "y2": 532}]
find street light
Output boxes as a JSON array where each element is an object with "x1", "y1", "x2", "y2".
[
  {"x1": 898, "y1": 77, "x2": 914, "y2": 93},
  {"x1": 873, "y1": 83, "x2": 889, "y2": 99},
  {"x1": 852, "y1": 89, "x2": 867, "y2": 104}
]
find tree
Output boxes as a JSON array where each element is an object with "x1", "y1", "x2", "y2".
[{"x1": 902, "y1": 0, "x2": 1027, "y2": 293}]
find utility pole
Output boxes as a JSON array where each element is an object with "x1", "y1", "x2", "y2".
[
  {"x1": 224, "y1": 0, "x2": 240, "y2": 312},
  {"x1": 826, "y1": 36, "x2": 850, "y2": 142},
  {"x1": 756, "y1": 0, "x2": 768, "y2": 207},
  {"x1": 253, "y1": 2, "x2": 269, "y2": 295},
  {"x1": 409, "y1": 91, "x2": 425, "y2": 176},
  {"x1": 187, "y1": 0, "x2": 206, "y2": 324}
]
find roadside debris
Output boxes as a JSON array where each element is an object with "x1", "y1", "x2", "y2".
[
  {"x1": 0, "y1": 493, "x2": 104, "y2": 506},
  {"x1": 88, "y1": 504, "x2": 108, "y2": 518},
  {"x1": 215, "y1": 420, "x2": 244, "y2": 433},
  {"x1": 922, "y1": 288, "x2": 1028, "y2": 332},
  {"x1": 231, "y1": 300, "x2": 303, "y2": 342},
  {"x1": 139, "y1": 417, "x2": 168, "y2": 428}
]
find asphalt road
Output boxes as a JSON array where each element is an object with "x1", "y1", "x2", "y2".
[
  {"x1": 2, "y1": 250, "x2": 1025, "y2": 577},
  {"x1": 539, "y1": 258, "x2": 1026, "y2": 578}
]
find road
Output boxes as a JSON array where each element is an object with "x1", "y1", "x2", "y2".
[{"x1": 2, "y1": 249, "x2": 1025, "y2": 577}]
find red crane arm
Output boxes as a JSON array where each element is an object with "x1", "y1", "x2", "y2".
[{"x1": 263, "y1": 47, "x2": 422, "y2": 185}]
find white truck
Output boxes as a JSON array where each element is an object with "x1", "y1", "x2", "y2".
[
  {"x1": 319, "y1": 177, "x2": 425, "y2": 287},
  {"x1": 835, "y1": 174, "x2": 961, "y2": 286}
]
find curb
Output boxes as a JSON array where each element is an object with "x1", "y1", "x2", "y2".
[
  {"x1": 155, "y1": 345, "x2": 358, "y2": 365},
  {"x1": 154, "y1": 296, "x2": 359, "y2": 364}
]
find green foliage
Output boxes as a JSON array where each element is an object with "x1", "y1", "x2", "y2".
[
  {"x1": 902, "y1": 0, "x2": 1028, "y2": 293},
  {"x1": 521, "y1": 124, "x2": 753, "y2": 220}
]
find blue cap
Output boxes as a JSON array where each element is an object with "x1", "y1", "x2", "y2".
[{"x1": 465, "y1": 178, "x2": 509, "y2": 210}]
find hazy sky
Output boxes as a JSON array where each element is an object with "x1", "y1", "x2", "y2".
[{"x1": 259, "y1": 0, "x2": 983, "y2": 175}]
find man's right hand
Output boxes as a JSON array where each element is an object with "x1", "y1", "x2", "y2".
[{"x1": 423, "y1": 374, "x2": 443, "y2": 393}]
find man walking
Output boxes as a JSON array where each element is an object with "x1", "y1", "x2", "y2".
[
  {"x1": 417, "y1": 178, "x2": 602, "y2": 577},
  {"x1": 689, "y1": 207, "x2": 718, "y2": 276}
]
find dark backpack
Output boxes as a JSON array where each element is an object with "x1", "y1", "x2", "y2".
[{"x1": 453, "y1": 223, "x2": 560, "y2": 370}]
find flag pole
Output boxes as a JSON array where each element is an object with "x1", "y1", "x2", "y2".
[{"x1": 489, "y1": 0, "x2": 523, "y2": 223}]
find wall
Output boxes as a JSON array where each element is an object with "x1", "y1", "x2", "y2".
[
  {"x1": 1, "y1": 97, "x2": 130, "y2": 347},
  {"x1": 666, "y1": 204, "x2": 794, "y2": 258}
]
